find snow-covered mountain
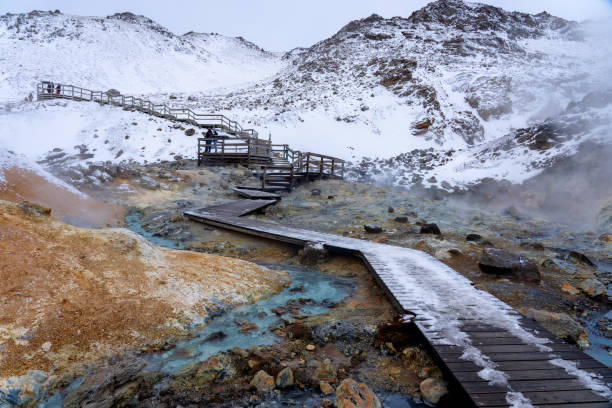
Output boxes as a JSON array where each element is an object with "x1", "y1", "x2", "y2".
[
  {"x1": 1, "y1": 1, "x2": 611, "y2": 194},
  {"x1": 0, "y1": 10, "x2": 284, "y2": 100}
]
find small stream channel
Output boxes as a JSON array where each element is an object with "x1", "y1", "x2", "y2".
[{"x1": 33, "y1": 211, "x2": 424, "y2": 407}]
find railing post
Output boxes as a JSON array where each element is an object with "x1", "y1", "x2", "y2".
[
  {"x1": 319, "y1": 158, "x2": 323, "y2": 180},
  {"x1": 331, "y1": 158, "x2": 335, "y2": 177},
  {"x1": 261, "y1": 165, "x2": 266, "y2": 189},
  {"x1": 197, "y1": 139, "x2": 201, "y2": 166}
]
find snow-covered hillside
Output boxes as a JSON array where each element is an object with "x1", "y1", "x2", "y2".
[
  {"x1": 1, "y1": 1, "x2": 611, "y2": 192},
  {"x1": 0, "y1": 10, "x2": 284, "y2": 101}
]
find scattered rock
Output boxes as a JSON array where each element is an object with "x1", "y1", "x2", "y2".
[
  {"x1": 413, "y1": 119, "x2": 432, "y2": 130},
  {"x1": 561, "y1": 282, "x2": 579, "y2": 295},
  {"x1": 388, "y1": 206, "x2": 395, "y2": 213},
  {"x1": 271, "y1": 306, "x2": 287, "y2": 316},
  {"x1": 420, "y1": 223, "x2": 441, "y2": 235},
  {"x1": 394, "y1": 216, "x2": 408, "y2": 223},
  {"x1": 567, "y1": 251, "x2": 595, "y2": 267},
  {"x1": 115, "y1": 149, "x2": 123, "y2": 159},
  {"x1": 276, "y1": 367, "x2": 294, "y2": 389},
  {"x1": 579, "y1": 279, "x2": 606, "y2": 298},
  {"x1": 311, "y1": 189, "x2": 321, "y2": 196},
  {"x1": 335, "y1": 378, "x2": 381, "y2": 408},
  {"x1": 20, "y1": 201, "x2": 51, "y2": 216},
  {"x1": 299, "y1": 241, "x2": 328, "y2": 264},
  {"x1": 313, "y1": 359, "x2": 337, "y2": 383},
  {"x1": 600, "y1": 234, "x2": 612, "y2": 242},
  {"x1": 364, "y1": 224, "x2": 383, "y2": 233},
  {"x1": 306, "y1": 344, "x2": 316, "y2": 351},
  {"x1": 250, "y1": 370, "x2": 275, "y2": 393},
  {"x1": 320, "y1": 381, "x2": 334, "y2": 394},
  {"x1": 194, "y1": 353, "x2": 234, "y2": 384},
  {"x1": 466, "y1": 233, "x2": 482, "y2": 242},
  {"x1": 525, "y1": 309, "x2": 587, "y2": 345},
  {"x1": 203, "y1": 331, "x2": 227, "y2": 342},
  {"x1": 286, "y1": 323, "x2": 310, "y2": 339},
  {"x1": 169, "y1": 95, "x2": 177, "y2": 100},
  {"x1": 139, "y1": 176, "x2": 160, "y2": 190},
  {"x1": 238, "y1": 322, "x2": 258, "y2": 333},
  {"x1": 372, "y1": 236, "x2": 388, "y2": 243},
  {"x1": 185, "y1": 128, "x2": 195, "y2": 136},
  {"x1": 503, "y1": 206, "x2": 521, "y2": 220},
  {"x1": 420, "y1": 377, "x2": 448, "y2": 404},
  {"x1": 478, "y1": 248, "x2": 540, "y2": 282}
]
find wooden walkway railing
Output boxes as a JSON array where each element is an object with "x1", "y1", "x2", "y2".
[
  {"x1": 197, "y1": 138, "x2": 272, "y2": 166},
  {"x1": 36, "y1": 82, "x2": 258, "y2": 139}
]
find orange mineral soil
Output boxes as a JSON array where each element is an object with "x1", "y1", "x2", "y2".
[
  {"x1": 0, "y1": 167, "x2": 124, "y2": 227},
  {"x1": 0, "y1": 200, "x2": 288, "y2": 378}
]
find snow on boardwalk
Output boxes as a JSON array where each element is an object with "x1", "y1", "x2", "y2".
[{"x1": 185, "y1": 204, "x2": 612, "y2": 407}]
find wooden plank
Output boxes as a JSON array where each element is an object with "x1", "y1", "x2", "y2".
[
  {"x1": 440, "y1": 351, "x2": 592, "y2": 363},
  {"x1": 472, "y1": 390, "x2": 607, "y2": 405},
  {"x1": 231, "y1": 188, "x2": 281, "y2": 200},
  {"x1": 454, "y1": 369, "x2": 579, "y2": 382},
  {"x1": 465, "y1": 378, "x2": 591, "y2": 393}
]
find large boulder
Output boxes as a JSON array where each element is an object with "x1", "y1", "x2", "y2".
[
  {"x1": 420, "y1": 377, "x2": 448, "y2": 404},
  {"x1": 106, "y1": 89, "x2": 121, "y2": 97},
  {"x1": 525, "y1": 309, "x2": 586, "y2": 345},
  {"x1": 478, "y1": 248, "x2": 540, "y2": 282},
  {"x1": 335, "y1": 378, "x2": 381, "y2": 408}
]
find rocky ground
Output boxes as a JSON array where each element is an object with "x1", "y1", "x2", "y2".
[
  {"x1": 1, "y1": 158, "x2": 610, "y2": 407},
  {"x1": 86, "y1": 158, "x2": 610, "y2": 353}
]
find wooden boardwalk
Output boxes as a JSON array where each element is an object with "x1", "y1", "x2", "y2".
[
  {"x1": 231, "y1": 188, "x2": 281, "y2": 200},
  {"x1": 185, "y1": 204, "x2": 612, "y2": 407}
]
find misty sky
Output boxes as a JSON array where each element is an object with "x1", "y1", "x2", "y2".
[{"x1": 1, "y1": 0, "x2": 611, "y2": 51}]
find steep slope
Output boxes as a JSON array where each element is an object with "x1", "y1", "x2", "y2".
[{"x1": 0, "y1": 10, "x2": 284, "y2": 101}]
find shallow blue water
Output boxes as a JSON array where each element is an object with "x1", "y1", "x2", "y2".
[
  {"x1": 584, "y1": 308, "x2": 612, "y2": 366},
  {"x1": 124, "y1": 209, "x2": 184, "y2": 249},
  {"x1": 145, "y1": 265, "x2": 353, "y2": 374}
]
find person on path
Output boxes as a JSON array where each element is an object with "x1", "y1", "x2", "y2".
[
  {"x1": 204, "y1": 128, "x2": 213, "y2": 153},
  {"x1": 212, "y1": 128, "x2": 219, "y2": 153},
  {"x1": 46, "y1": 82, "x2": 53, "y2": 94},
  {"x1": 55, "y1": 84, "x2": 61, "y2": 95}
]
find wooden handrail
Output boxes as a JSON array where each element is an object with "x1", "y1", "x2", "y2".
[{"x1": 36, "y1": 82, "x2": 258, "y2": 139}]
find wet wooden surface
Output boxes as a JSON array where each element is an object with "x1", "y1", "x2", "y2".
[{"x1": 184, "y1": 205, "x2": 612, "y2": 407}]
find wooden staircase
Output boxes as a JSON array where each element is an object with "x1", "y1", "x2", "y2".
[
  {"x1": 36, "y1": 82, "x2": 345, "y2": 192},
  {"x1": 256, "y1": 150, "x2": 345, "y2": 192}
]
